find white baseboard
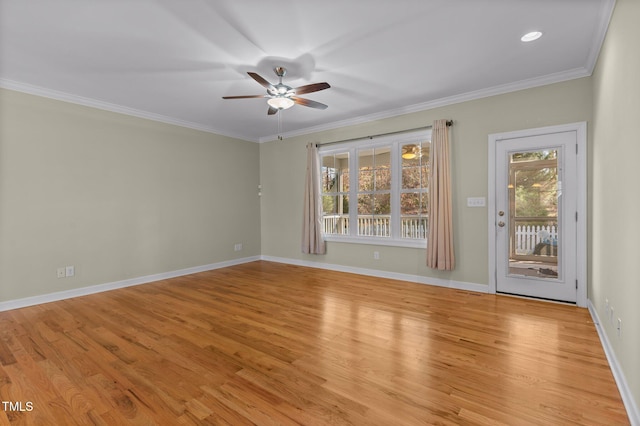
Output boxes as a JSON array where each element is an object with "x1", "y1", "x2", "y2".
[
  {"x1": 0, "y1": 256, "x2": 261, "y2": 312},
  {"x1": 588, "y1": 299, "x2": 639, "y2": 426},
  {"x1": 260, "y1": 255, "x2": 489, "y2": 293},
  {"x1": 0, "y1": 255, "x2": 485, "y2": 312}
]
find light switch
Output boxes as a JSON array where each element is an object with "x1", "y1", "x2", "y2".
[{"x1": 467, "y1": 197, "x2": 486, "y2": 207}]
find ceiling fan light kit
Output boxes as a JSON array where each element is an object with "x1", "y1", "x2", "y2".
[
  {"x1": 223, "y1": 66, "x2": 330, "y2": 115},
  {"x1": 267, "y1": 96, "x2": 294, "y2": 110},
  {"x1": 401, "y1": 144, "x2": 423, "y2": 160}
]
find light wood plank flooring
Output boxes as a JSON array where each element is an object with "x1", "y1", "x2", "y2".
[{"x1": 0, "y1": 261, "x2": 629, "y2": 425}]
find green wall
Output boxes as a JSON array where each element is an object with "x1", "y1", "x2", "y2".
[
  {"x1": 260, "y1": 78, "x2": 592, "y2": 286},
  {"x1": 591, "y1": 0, "x2": 640, "y2": 414},
  {"x1": 0, "y1": 89, "x2": 261, "y2": 302}
]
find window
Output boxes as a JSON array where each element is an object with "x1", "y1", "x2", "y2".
[
  {"x1": 400, "y1": 140, "x2": 429, "y2": 240},
  {"x1": 321, "y1": 152, "x2": 350, "y2": 235},
  {"x1": 358, "y1": 146, "x2": 391, "y2": 236},
  {"x1": 319, "y1": 130, "x2": 430, "y2": 248}
]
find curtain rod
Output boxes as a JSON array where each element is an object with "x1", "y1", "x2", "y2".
[{"x1": 316, "y1": 120, "x2": 452, "y2": 148}]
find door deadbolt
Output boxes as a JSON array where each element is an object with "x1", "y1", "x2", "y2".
[
  {"x1": 498, "y1": 221, "x2": 505, "y2": 227},
  {"x1": 498, "y1": 211, "x2": 505, "y2": 216}
]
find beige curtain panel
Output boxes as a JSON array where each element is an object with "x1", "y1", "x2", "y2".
[
  {"x1": 427, "y1": 119, "x2": 455, "y2": 270},
  {"x1": 302, "y1": 143, "x2": 326, "y2": 254}
]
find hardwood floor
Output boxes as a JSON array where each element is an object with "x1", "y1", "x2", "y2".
[{"x1": 0, "y1": 261, "x2": 629, "y2": 425}]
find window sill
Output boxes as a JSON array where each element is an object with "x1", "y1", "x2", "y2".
[{"x1": 323, "y1": 235, "x2": 427, "y2": 249}]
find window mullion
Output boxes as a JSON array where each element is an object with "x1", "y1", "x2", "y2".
[
  {"x1": 391, "y1": 142, "x2": 401, "y2": 239},
  {"x1": 349, "y1": 147, "x2": 358, "y2": 238}
]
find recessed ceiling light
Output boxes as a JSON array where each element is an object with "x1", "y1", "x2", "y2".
[{"x1": 521, "y1": 31, "x2": 543, "y2": 42}]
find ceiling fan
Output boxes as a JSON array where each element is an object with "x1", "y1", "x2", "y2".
[{"x1": 222, "y1": 66, "x2": 330, "y2": 115}]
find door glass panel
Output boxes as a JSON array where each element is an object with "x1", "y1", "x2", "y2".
[{"x1": 508, "y1": 149, "x2": 560, "y2": 280}]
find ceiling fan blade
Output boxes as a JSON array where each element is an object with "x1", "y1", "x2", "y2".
[
  {"x1": 222, "y1": 94, "x2": 266, "y2": 99},
  {"x1": 292, "y1": 97, "x2": 328, "y2": 110},
  {"x1": 294, "y1": 82, "x2": 330, "y2": 95},
  {"x1": 267, "y1": 106, "x2": 279, "y2": 115},
  {"x1": 247, "y1": 72, "x2": 273, "y2": 89}
]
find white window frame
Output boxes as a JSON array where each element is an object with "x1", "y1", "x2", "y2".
[{"x1": 319, "y1": 129, "x2": 431, "y2": 249}]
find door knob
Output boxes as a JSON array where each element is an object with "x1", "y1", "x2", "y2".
[
  {"x1": 498, "y1": 221, "x2": 505, "y2": 227},
  {"x1": 498, "y1": 211, "x2": 505, "y2": 216}
]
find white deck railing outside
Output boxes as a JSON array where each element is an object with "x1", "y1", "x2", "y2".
[
  {"x1": 323, "y1": 215, "x2": 426, "y2": 239},
  {"x1": 323, "y1": 215, "x2": 557, "y2": 250}
]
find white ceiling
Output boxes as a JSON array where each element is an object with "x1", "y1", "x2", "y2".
[{"x1": 0, "y1": 0, "x2": 614, "y2": 142}]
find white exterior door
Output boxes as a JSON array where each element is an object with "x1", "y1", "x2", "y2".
[{"x1": 489, "y1": 123, "x2": 587, "y2": 305}]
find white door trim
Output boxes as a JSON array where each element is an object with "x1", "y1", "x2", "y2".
[{"x1": 488, "y1": 122, "x2": 587, "y2": 307}]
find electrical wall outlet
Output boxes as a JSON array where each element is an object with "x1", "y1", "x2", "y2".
[
  {"x1": 57, "y1": 267, "x2": 66, "y2": 278},
  {"x1": 234, "y1": 243, "x2": 242, "y2": 252},
  {"x1": 617, "y1": 318, "x2": 622, "y2": 337},
  {"x1": 373, "y1": 251, "x2": 380, "y2": 260},
  {"x1": 65, "y1": 266, "x2": 75, "y2": 277}
]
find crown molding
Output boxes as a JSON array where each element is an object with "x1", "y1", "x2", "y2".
[
  {"x1": 585, "y1": 0, "x2": 616, "y2": 74},
  {"x1": 2, "y1": 63, "x2": 591, "y2": 146},
  {"x1": 0, "y1": 78, "x2": 258, "y2": 142},
  {"x1": 259, "y1": 66, "x2": 591, "y2": 143}
]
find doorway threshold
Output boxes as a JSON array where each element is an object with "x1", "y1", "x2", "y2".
[{"x1": 497, "y1": 291, "x2": 577, "y2": 306}]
